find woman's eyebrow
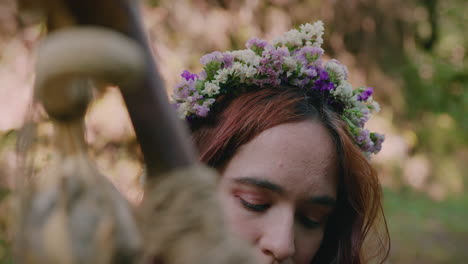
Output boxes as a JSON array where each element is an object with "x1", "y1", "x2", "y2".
[
  {"x1": 307, "y1": 195, "x2": 336, "y2": 207},
  {"x1": 232, "y1": 177, "x2": 284, "y2": 194}
]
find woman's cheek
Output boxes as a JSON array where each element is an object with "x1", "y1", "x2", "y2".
[
  {"x1": 217, "y1": 185, "x2": 268, "y2": 245},
  {"x1": 223, "y1": 195, "x2": 263, "y2": 240},
  {"x1": 295, "y1": 228, "x2": 324, "y2": 264}
]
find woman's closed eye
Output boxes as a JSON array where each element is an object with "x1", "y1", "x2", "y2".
[
  {"x1": 235, "y1": 192, "x2": 271, "y2": 212},
  {"x1": 239, "y1": 197, "x2": 270, "y2": 212},
  {"x1": 296, "y1": 213, "x2": 320, "y2": 229},
  {"x1": 297, "y1": 206, "x2": 331, "y2": 229}
]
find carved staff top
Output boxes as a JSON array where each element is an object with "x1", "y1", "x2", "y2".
[{"x1": 21, "y1": 0, "x2": 198, "y2": 175}]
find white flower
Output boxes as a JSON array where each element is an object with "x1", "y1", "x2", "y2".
[
  {"x1": 350, "y1": 94, "x2": 361, "y2": 107},
  {"x1": 325, "y1": 60, "x2": 347, "y2": 82},
  {"x1": 283, "y1": 29, "x2": 303, "y2": 46},
  {"x1": 171, "y1": 92, "x2": 180, "y2": 102},
  {"x1": 215, "y1": 68, "x2": 234, "y2": 83},
  {"x1": 300, "y1": 21, "x2": 324, "y2": 47},
  {"x1": 357, "y1": 103, "x2": 370, "y2": 115},
  {"x1": 203, "y1": 98, "x2": 216, "y2": 107},
  {"x1": 273, "y1": 21, "x2": 324, "y2": 48},
  {"x1": 202, "y1": 82, "x2": 220, "y2": 96},
  {"x1": 229, "y1": 50, "x2": 261, "y2": 66},
  {"x1": 300, "y1": 21, "x2": 324, "y2": 35},
  {"x1": 283, "y1": 57, "x2": 297, "y2": 77},
  {"x1": 371, "y1": 101, "x2": 381, "y2": 113},
  {"x1": 176, "y1": 102, "x2": 190, "y2": 118},
  {"x1": 332, "y1": 81, "x2": 353, "y2": 100},
  {"x1": 272, "y1": 36, "x2": 284, "y2": 46},
  {"x1": 230, "y1": 62, "x2": 257, "y2": 82},
  {"x1": 186, "y1": 96, "x2": 194, "y2": 103}
]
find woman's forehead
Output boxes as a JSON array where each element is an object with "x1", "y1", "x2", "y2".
[{"x1": 224, "y1": 120, "x2": 338, "y2": 198}]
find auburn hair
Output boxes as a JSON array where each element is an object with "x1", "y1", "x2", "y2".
[{"x1": 190, "y1": 87, "x2": 390, "y2": 264}]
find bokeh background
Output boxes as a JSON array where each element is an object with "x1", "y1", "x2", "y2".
[{"x1": 0, "y1": 0, "x2": 467, "y2": 263}]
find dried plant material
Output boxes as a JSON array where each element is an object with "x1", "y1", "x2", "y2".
[
  {"x1": 17, "y1": 121, "x2": 143, "y2": 264},
  {"x1": 17, "y1": 37, "x2": 144, "y2": 262},
  {"x1": 141, "y1": 166, "x2": 255, "y2": 264}
]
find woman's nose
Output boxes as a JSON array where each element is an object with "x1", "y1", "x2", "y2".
[{"x1": 258, "y1": 211, "x2": 296, "y2": 261}]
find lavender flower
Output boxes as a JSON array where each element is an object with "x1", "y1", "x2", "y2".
[
  {"x1": 356, "y1": 129, "x2": 370, "y2": 144},
  {"x1": 291, "y1": 77, "x2": 311, "y2": 88},
  {"x1": 356, "y1": 129, "x2": 374, "y2": 153},
  {"x1": 198, "y1": 70, "x2": 207, "y2": 80},
  {"x1": 358, "y1": 110, "x2": 370, "y2": 128},
  {"x1": 369, "y1": 132, "x2": 385, "y2": 154},
  {"x1": 246, "y1": 38, "x2": 272, "y2": 55},
  {"x1": 181, "y1": 70, "x2": 198, "y2": 81},
  {"x1": 301, "y1": 66, "x2": 318, "y2": 78},
  {"x1": 253, "y1": 47, "x2": 288, "y2": 87},
  {"x1": 222, "y1": 53, "x2": 234, "y2": 68},
  {"x1": 173, "y1": 79, "x2": 197, "y2": 99},
  {"x1": 344, "y1": 106, "x2": 370, "y2": 128},
  {"x1": 200, "y1": 51, "x2": 223, "y2": 65},
  {"x1": 295, "y1": 46, "x2": 324, "y2": 65},
  {"x1": 200, "y1": 51, "x2": 233, "y2": 68},
  {"x1": 193, "y1": 104, "x2": 210, "y2": 117},
  {"x1": 357, "y1": 87, "x2": 374, "y2": 101},
  {"x1": 313, "y1": 68, "x2": 334, "y2": 91}
]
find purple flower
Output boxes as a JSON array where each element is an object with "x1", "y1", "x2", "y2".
[
  {"x1": 252, "y1": 63, "x2": 282, "y2": 87},
  {"x1": 246, "y1": 38, "x2": 270, "y2": 49},
  {"x1": 198, "y1": 70, "x2": 207, "y2": 79},
  {"x1": 222, "y1": 53, "x2": 234, "y2": 68},
  {"x1": 358, "y1": 87, "x2": 374, "y2": 101},
  {"x1": 358, "y1": 114, "x2": 370, "y2": 128},
  {"x1": 356, "y1": 107, "x2": 370, "y2": 128},
  {"x1": 193, "y1": 104, "x2": 210, "y2": 117},
  {"x1": 253, "y1": 47, "x2": 288, "y2": 87},
  {"x1": 369, "y1": 132, "x2": 385, "y2": 154},
  {"x1": 190, "y1": 92, "x2": 204, "y2": 103},
  {"x1": 181, "y1": 70, "x2": 198, "y2": 81},
  {"x1": 185, "y1": 114, "x2": 196, "y2": 123},
  {"x1": 200, "y1": 51, "x2": 233, "y2": 68},
  {"x1": 272, "y1": 47, "x2": 290, "y2": 57},
  {"x1": 355, "y1": 129, "x2": 374, "y2": 152},
  {"x1": 344, "y1": 106, "x2": 370, "y2": 128},
  {"x1": 295, "y1": 46, "x2": 324, "y2": 65},
  {"x1": 200, "y1": 51, "x2": 223, "y2": 65},
  {"x1": 174, "y1": 79, "x2": 196, "y2": 98},
  {"x1": 356, "y1": 129, "x2": 369, "y2": 143},
  {"x1": 317, "y1": 67, "x2": 329, "y2": 80},
  {"x1": 302, "y1": 66, "x2": 317, "y2": 78},
  {"x1": 291, "y1": 77, "x2": 311, "y2": 88},
  {"x1": 312, "y1": 68, "x2": 334, "y2": 91}
]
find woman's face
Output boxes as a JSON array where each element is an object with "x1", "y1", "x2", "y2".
[{"x1": 218, "y1": 120, "x2": 338, "y2": 264}]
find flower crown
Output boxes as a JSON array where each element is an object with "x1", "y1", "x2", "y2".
[{"x1": 172, "y1": 21, "x2": 384, "y2": 156}]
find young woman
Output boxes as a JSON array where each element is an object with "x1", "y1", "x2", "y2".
[{"x1": 172, "y1": 21, "x2": 390, "y2": 264}]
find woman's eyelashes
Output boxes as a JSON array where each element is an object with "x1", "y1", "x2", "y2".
[
  {"x1": 296, "y1": 213, "x2": 320, "y2": 229},
  {"x1": 240, "y1": 197, "x2": 322, "y2": 229},
  {"x1": 239, "y1": 197, "x2": 270, "y2": 212},
  {"x1": 235, "y1": 191, "x2": 272, "y2": 212}
]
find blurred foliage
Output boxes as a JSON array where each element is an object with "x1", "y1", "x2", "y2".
[
  {"x1": 384, "y1": 188, "x2": 468, "y2": 263},
  {"x1": 0, "y1": 0, "x2": 467, "y2": 263}
]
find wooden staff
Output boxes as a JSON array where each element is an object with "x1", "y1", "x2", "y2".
[
  {"x1": 19, "y1": 0, "x2": 197, "y2": 175},
  {"x1": 54, "y1": 0, "x2": 198, "y2": 176}
]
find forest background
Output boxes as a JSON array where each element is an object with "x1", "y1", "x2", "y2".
[{"x1": 0, "y1": 0, "x2": 467, "y2": 263}]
